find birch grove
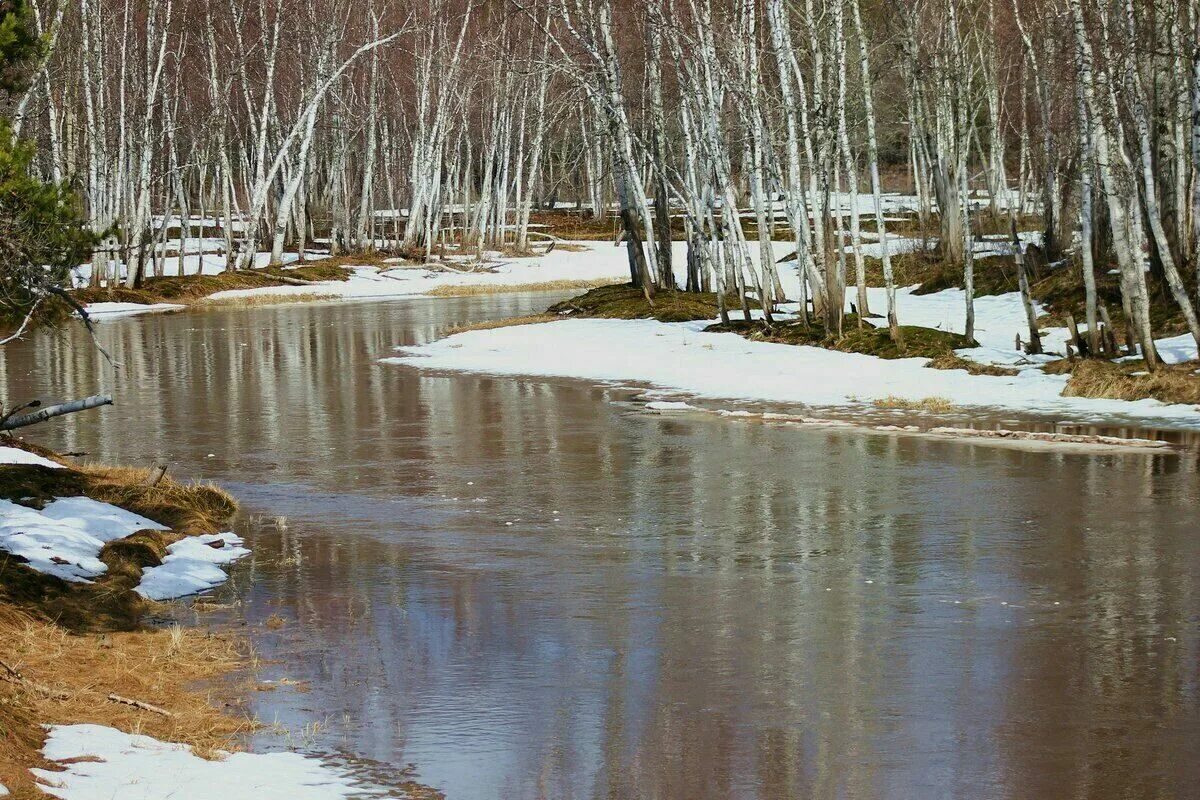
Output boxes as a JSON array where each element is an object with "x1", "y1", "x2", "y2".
[{"x1": 11, "y1": 0, "x2": 1200, "y2": 365}]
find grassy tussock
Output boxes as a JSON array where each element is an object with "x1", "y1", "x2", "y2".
[
  {"x1": 549, "y1": 283, "x2": 755, "y2": 323},
  {"x1": 443, "y1": 314, "x2": 559, "y2": 336},
  {"x1": 0, "y1": 605, "x2": 251, "y2": 797},
  {"x1": 873, "y1": 395, "x2": 956, "y2": 413},
  {"x1": 1045, "y1": 359, "x2": 1200, "y2": 405},
  {"x1": 927, "y1": 352, "x2": 1019, "y2": 376},
  {"x1": 425, "y1": 278, "x2": 616, "y2": 298}
]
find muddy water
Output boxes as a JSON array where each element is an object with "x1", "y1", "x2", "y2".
[{"x1": 4, "y1": 297, "x2": 1200, "y2": 800}]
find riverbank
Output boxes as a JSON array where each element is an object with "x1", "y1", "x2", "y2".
[
  {"x1": 388, "y1": 270, "x2": 1200, "y2": 433},
  {"x1": 0, "y1": 442, "x2": 372, "y2": 799},
  {"x1": 65, "y1": 242, "x2": 631, "y2": 322}
]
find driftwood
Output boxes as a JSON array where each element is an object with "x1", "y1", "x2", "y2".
[
  {"x1": 145, "y1": 463, "x2": 169, "y2": 487},
  {"x1": 0, "y1": 395, "x2": 113, "y2": 431},
  {"x1": 271, "y1": 274, "x2": 321, "y2": 287},
  {"x1": 107, "y1": 693, "x2": 173, "y2": 717}
]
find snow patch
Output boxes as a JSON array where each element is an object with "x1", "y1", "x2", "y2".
[
  {"x1": 136, "y1": 532, "x2": 249, "y2": 601},
  {"x1": 645, "y1": 401, "x2": 696, "y2": 412},
  {"x1": 387, "y1": 316, "x2": 1200, "y2": 427},
  {"x1": 0, "y1": 497, "x2": 167, "y2": 582},
  {"x1": 0, "y1": 446, "x2": 63, "y2": 470},
  {"x1": 34, "y1": 724, "x2": 366, "y2": 800},
  {"x1": 81, "y1": 302, "x2": 185, "y2": 319}
]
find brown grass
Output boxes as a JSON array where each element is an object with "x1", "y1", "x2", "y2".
[
  {"x1": 873, "y1": 395, "x2": 956, "y2": 413},
  {"x1": 425, "y1": 278, "x2": 616, "y2": 298},
  {"x1": 1044, "y1": 359, "x2": 1200, "y2": 405},
  {"x1": 0, "y1": 605, "x2": 252, "y2": 798},
  {"x1": 199, "y1": 292, "x2": 339, "y2": 308},
  {"x1": 442, "y1": 314, "x2": 559, "y2": 336},
  {"x1": 927, "y1": 352, "x2": 1020, "y2": 376}
]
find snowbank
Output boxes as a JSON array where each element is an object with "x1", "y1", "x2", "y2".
[
  {"x1": 0, "y1": 497, "x2": 167, "y2": 582},
  {"x1": 203, "y1": 241, "x2": 641, "y2": 304},
  {"x1": 82, "y1": 302, "x2": 186, "y2": 319},
  {"x1": 34, "y1": 725, "x2": 366, "y2": 800},
  {"x1": 136, "y1": 532, "x2": 249, "y2": 601},
  {"x1": 0, "y1": 493, "x2": 248, "y2": 600},
  {"x1": 0, "y1": 446, "x2": 63, "y2": 470},
  {"x1": 387, "y1": 314, "x2": 1200, "y2": 427}
]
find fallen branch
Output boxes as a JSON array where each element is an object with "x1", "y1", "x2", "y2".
[
  {"x1": 0, "y1": 658, "x2": 71, "y2": 700},
  {"x1": 107, "y1": 693, "x2": 173, "y2": 717},
  {"x1": 0, "y1": 395, "x2": 113, "y2": 431}
]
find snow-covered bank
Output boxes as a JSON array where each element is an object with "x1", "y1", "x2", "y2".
[
  {"x1": 34, "y1": 725, "x2": 367, "y2": 800},
  {"x1": 387, "y1": 312, "x2": 1200, "y2": 428},
  {"x1": 0, "y1": 449, "x2": 248, "y2": 600},
  {"x1": 82, "y1": 301, "x2": 186, "y2": 318},
  {"x1": 201, "y1": 242, "x2": 637, "y2": 304}
]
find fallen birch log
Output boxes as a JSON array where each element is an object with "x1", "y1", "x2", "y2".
[{"x1": 0, "y1": 395, "x2": 113, "y2": 431}]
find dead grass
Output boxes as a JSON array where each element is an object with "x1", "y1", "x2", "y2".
[
  {"x1": 873, "y1": 395, "x2": 957, "y2": 413},
  {"x1": 425, "y1": 278, "x2": 616, "y2": 298},
  {"x1": 442, "y1": 314, "x2": 559, "y2": 336},
  {"x1": 1043, "y1": 358, "x2": 1200, "y2": 405},
  {"x1": 927, "y1": 352, "x2": 1020, "y2": 376},
  {"x1": 0, "y1": 605, "x2": 253, "y2": 798},
  {"x1": 708, "y1": 317, "x2": 977, "y2": 361},
  {"x1": 199, "y1": 292, "x2": 339, "y2": 308},
  {"x1": 549, "y1": 283, "x2": 756, "y2": 323}
]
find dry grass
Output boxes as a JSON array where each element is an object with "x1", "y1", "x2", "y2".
[
  {"x1": 927, "y1": 352, "x2": 1020, "y2": 376},
  {"x1": 1044, "y1": 359, "x2": 1200, "y2": 405},
  {"x1": 199, "y1": 292, "x2": 339, "y2": 308},
  {"x1": 424, "y1": 278, "x2": 616, "y2": 298},
  {"x1": 442, "y1": 314, "x2": 559, "y2": 336},
  {"x1": 0, "y1": 605, "x2": 253, "y2": 798},
  {"x1": 873, "y1": 395, "x2": 957, "y2": 413}
]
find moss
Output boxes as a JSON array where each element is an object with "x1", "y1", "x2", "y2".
[{"x1": 549, "y1": 283, "x2": 750, "y2": 323}]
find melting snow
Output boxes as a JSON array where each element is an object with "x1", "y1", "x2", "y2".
[{"x1": 34, "y1": 725, "x2": 366, "y2": 800}]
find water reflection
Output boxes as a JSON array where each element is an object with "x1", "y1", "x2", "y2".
[{"x1": 3, "y1": 298, "x2": 1198, "y2": 799}]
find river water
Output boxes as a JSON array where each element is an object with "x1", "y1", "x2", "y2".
[{"x1": 3, "y1": 296, "x2": 1199, "y2": 799}]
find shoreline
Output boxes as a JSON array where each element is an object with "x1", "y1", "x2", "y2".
[{"x1": 0, "y1": 443, "x2": 390, "y2": 799}]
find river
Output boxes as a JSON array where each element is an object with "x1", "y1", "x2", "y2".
[{"x1": 3, "y1": 295, "x2": 1199, "y2": 799}]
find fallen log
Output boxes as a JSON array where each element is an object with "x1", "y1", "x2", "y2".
[
  {"x1": 107, "y1": 693, "x2": 173, "y2": 717},
  {"x1": 0, "y1": 395, "x2": 113, "y2": 431}
]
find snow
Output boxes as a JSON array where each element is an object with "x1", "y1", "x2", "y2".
[
  {"x1": 388, "y1": 311, "x2": 1200, "y2": 427},
  {"x1": 0, "y1": 497, "x2": 167, "y2": 582},
  {"x1": 203, "y1": 241, "x2": 641, "y2": 304},
  {"x1": 34, "y1": 725, "x2": 366, "y2": 800},
  {"x1": 0, "y1": 494, "x2": 246, "y2": 599},
  {"x1": 136, "y1": 532, "x2": 249, "y2": 601},
  {"x1": 645, "y1": 401, "x2": 697, "y2": 412},
  {"x1": 81, "y1": 302, "x2": 185, "y2": 319},
  {"x1": 0, "y1": 446, "x2": 63, "y2": 469}
]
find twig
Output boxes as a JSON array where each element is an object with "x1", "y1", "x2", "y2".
[{"x1": 107, "y1": 693, "x2": 174, "y2": 717}]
